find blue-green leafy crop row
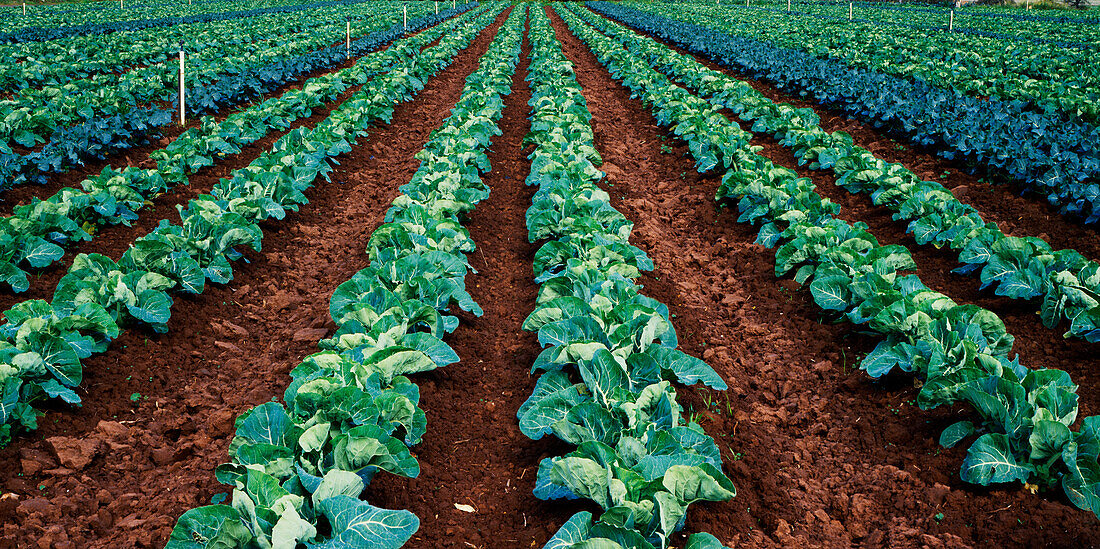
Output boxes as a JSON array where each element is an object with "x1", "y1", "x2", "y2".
[
  {"x1": 644, "y1": 1, "x2": 1100, "y2": 123},
  {"x1": 571, "y1": 6, "x2": 1100, "y2": 343},
  {"x1": 592, "y1": 1, "x2": 1100, "y2": 226}
]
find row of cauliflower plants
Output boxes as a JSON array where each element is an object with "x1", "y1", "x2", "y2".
[
  {"x1": 559, "y1": 3, "x2": 1100, "y2": 521},
  {"x1": 166, "y1": 7, "x2": 527, "y2": 548},
  {"x1": 0, "y1": 5, "x2": 504, "y2": 445},
  {"x1": 520, "y1": 8, "x2": 734, "y2": 548},
  {"x1": 0, "y1": 3, "x2": 480, "y2": 294},
  {"x1": 572, "y1": 4, "x2": 1100, "y2": 341}
]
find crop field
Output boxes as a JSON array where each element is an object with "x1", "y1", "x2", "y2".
[{"x1": 0, "y1": 0, "x2": 1098, "y2": 547}]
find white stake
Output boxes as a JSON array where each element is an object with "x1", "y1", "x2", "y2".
[
  {"x1": 120, "y1": 0, "x2": 123, "y2": 9},
  {"x1": 949, "y1": 9, "x2": 954, "y2": 31},
  {"x1": 787, "y1": 0, "x2": 791, "y2": 10},
  {"x1": 403, "y1": 5, "x2": 407, "y2": 30},
  {"x1": 435, "y1": 1, "x2": 438, "y2": 14},
  {"x1": 22, "y1": 2, "x2": 26, "y2": 15},
  {"x1": 179, "y1": 46, "x2": 186, "y2": 125},
  {"x1": 346, "y1": 20, "x2": 351, "y2": 60},
  {"x1": 848, "y1": 2, "x2": 853, "y2": 20}
]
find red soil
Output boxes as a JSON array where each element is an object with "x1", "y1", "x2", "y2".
[
  {"x1": 0, "y1": 9, "x2": 508, "y2": 548},
  {"x1": 0, "y1": 22, "x2": 443, "y2": 310},
  {"x1": 2, "y1": 5, "x2": 1098, "y2": 549},
  {"x1": 368, "y1": 15, "x2": 580, "y2": 547},
  {"x1": 549, "y1": 5, "x2": 1100, "y2": 548},
  {"x1": 0, "y1": 20, "x2": 432, "y2": 218}
]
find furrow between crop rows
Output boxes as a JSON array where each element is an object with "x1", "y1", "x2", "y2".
[
  {"x1": 561, "y1": 5, "x2": 1100, "y2": 410},
  {"x1": 367, "y1": 12, "x2": 577, "y2": 547},
  {"x1": 0, "y1": 6, "x2": 512, "y2": 547},
  {"x1": 0, "y1": 8, "x2": 455, "y2": 217},
  {"x1": 0, "y1": 6, "x2": 483, "y2": 310},
  {"x1": 550, "y1": 5, "x2": 1100, "y2": 547}
]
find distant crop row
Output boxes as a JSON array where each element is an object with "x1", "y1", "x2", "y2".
[
  {"x1": 2, "y1": 3, "x2": 370, "y2": 92},
  {"x1": 592, "y1": 1, "x2": 1100, "y2": 227},
  {"x1": 764, "y1": 1, "x2": 1098, "y2": 48},
  {"x1": 0, "y1": 1, "x2": 444, "y2": 188},
  {"x1": 654, "y1": 1, "x2": 1100, "y2": 122},
  {"x1": 0, "y1": 0, "x2": 337, "y2": 42}
]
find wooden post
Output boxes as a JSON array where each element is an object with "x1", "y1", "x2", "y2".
[{"x1": 178, "y1": 44, "x2": 186, "y2": 126}]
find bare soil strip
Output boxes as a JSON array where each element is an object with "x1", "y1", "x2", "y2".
[
  {"x1": 549, "y1": 7, "x2": 1100, "y2": 548},
  {"x1": 0, "y1": 10, "x2": 507, "y2": 548},
  {"x1": 367, "y1": 14, "x2": 578, "y2": 548}
]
